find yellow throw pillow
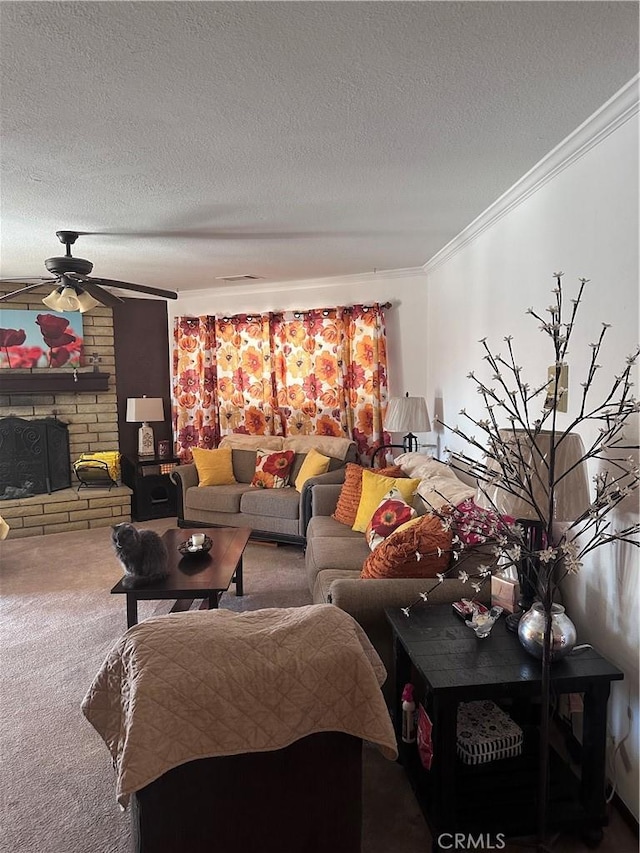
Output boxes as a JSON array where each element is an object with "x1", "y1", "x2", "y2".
[
  {"x1": 294, "y1": 447, "x2": 331, "y2": 492},
  {"x1": 192, "y1": 447, "x2": 237, "y2": 486},
  {"x1": 352, "y1": 469, "x2": 420, "y2": 533}
]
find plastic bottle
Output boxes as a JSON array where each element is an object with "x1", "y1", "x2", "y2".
[{"x1": 401, "y1": 683, "x2": 416, "y2": 743}]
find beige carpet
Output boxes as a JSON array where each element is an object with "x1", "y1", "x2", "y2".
[
  {"x1": 0, "y1": 520, "x2": 431, "y2": 853},
  {"x1": 1, "y1": 521, "x2": 635, "y2": 853}
]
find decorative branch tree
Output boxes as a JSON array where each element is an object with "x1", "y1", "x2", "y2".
[{"x1": 403, "y1": 274, "x2": 639, "y2": 849}]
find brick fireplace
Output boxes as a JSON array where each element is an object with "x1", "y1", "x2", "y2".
[{"x1": 0, "y1": 285, "x2": 132, "y2": 537}]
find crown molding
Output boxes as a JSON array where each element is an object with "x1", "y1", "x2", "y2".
[
  {"x1": 176, "y1": 265, "x2": 426, "y2": 301},
  {"x1": 424, "y1": 75, "x2": 640, "y2": 275}
]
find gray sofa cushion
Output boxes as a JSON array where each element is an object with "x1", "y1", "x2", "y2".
[
  {"x1": 240, "y1": 486, "x2": 301, "y2": 520},
  {"x1": 185, "y1": 484, "x2": 252, "y2": 514},
  {"x1": 312, "y1": 569, "x2": 361, "y2": 604},
  {"x1": 305, "y1": 516, "x2": 370, "y2": 589}
]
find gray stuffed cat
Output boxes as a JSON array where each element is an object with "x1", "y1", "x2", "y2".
[{"x1": 111, "y1": 523, "x2": 169, "y2": 588}]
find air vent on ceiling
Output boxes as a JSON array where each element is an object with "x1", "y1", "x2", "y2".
[{"x1": 215, "y1": 274, "x2": 264, "y2": 282}]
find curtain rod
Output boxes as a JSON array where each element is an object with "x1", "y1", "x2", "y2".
[
  {"x1": 289, "y1": 302, "x2": 392, "y2": 315},
  {"x1": 217, "y1": 302, "x2": 393, "y2": 322}
]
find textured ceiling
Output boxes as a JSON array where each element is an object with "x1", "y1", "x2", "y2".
[{"x1": 1, "y1": 1, "x2": 638, "y2": 295}]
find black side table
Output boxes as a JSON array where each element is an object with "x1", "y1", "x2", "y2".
[
  {"x1": 386, "y1": 605, "x2": 623, "y2": 851},
  {"x1": 121, "y1": 455, "x2": 180, "y2": 521}
]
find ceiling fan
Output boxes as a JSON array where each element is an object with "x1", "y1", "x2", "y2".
[{"x1": 0, "y1": 231, "x2": 178, "y2": 312}]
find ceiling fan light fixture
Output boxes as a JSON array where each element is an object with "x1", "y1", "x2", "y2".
[
  {"x1": 42, "y1": 283, "x2": 99, "y2": 313},
  {"x1": 42, "y1": 287, "x2": 65, "y2": 311},
  {"x1": 58, "y1": 285, "x2": 82, "y2": 312},
  {"x1": 75, "y1": 289, "x2": 100, "y2": 313}
]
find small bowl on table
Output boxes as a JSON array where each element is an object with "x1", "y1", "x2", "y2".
[{"x1": 178, "y1": 535, "x2": 213, "y2": 557}]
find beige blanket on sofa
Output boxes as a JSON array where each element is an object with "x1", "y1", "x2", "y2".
[{"x1": 82, "y1": 604, "x2": 397, "y2": 807}]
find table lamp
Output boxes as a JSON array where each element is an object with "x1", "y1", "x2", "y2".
[
  {"x1": 126, "y1": 397, "x2": 164, "y2": 457},
  {"x1": 384, "y1": 393, "x2": 431, "y2": 453}
]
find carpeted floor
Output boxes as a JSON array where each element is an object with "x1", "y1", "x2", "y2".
[
  {"x1": 1, "y1": 520, "x2": 636, "y2": 853},
  {"x1": 1, "y1": 520, "x2": 431, "y2": 853}
]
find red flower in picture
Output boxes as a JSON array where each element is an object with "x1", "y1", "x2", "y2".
[
  {"x1": 0, "y1": 327, "x2": 26, "y2": 368},
  {"x1": 35, "y1": 313, "x2": 78, "y2": 366},
  {"x1": 0, "y1": 328, "x2": 26, "y2": 348},
  {"x1": 35, "y1": 314, "x2": 69, "y2": 337},
  {"x1": 6, "y1": 346, "x2": 44, "y2": 368},
  {"x1": 50, "y1": 347, "x2": 70, "y2": 368}
]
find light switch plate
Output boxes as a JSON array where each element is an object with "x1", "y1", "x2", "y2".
[{"x1": 545, "y1": 363, "x2": 568, "y2": 412}]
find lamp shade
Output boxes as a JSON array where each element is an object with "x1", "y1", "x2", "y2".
[
  {"x1": 42, "y1": 288, "x2": 65, "y2": 311},
  {"x1": 384, "y1": 395, "x2": 431, "y2": 433},
  {"x1": 126, "y1": 397, "x2": 164, "y2": 424},
  {"x1": 481, "y1": 429, "x2": 590, "y2": 523}
]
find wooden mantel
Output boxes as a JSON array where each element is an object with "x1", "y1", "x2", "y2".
[{"x1": 0, "y1": 371, "x2": 111, "y2": 394}]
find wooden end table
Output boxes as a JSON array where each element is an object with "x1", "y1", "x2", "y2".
[
  {"x1": 386, "y1": 604, "x2": 624, "y2": 851},
  {"x1": 111, "y1": 527, "x2": 250, "y2": 628}
]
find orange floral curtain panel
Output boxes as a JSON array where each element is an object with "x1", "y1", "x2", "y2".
[
  {"x1": 172, "y1": 316, "x2": 219, "y2": 459},
  {"x1": 215, "y1": 314, "x2": 282, "y2": 437},
  {"x1": 172, "y1": 303, "x2": 389, "y2": 461},
  {"x1": 271, "y1": 310, "x2": 348, "y2": 437},
  {"x1": 342, "y1": 304, "x2": 388, "y2": 458}
]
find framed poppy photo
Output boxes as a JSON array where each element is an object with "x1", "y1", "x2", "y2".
[{"x1": 0, "y1": 308, "x2": 84, "y2": 369}]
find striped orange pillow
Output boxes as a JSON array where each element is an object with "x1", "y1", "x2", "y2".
[
  {"x1": 361, "y1": 513, "x2": 452, "y2": 579},
  {"x1": 332, "y1": 463, "x2": 404, "y2": 527}
]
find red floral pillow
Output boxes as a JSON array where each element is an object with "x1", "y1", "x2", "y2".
[
  {"x1": 251, "y1": 449, "x2": 295, "y2": 489},
  {"x1": 365, "y1": 488, "x2": 418, "y2": 551}
]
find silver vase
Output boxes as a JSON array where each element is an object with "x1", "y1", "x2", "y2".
[{"x1": 517, "y1": 602, "x2": 577, "y2": 660}]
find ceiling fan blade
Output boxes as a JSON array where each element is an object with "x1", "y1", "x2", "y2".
[
  {"x1": 86, "y1": 277, "x2": 178, "y2": 300},
  {"x1": 70, "y1": 278, "x2": 125, "y2": 307},
  {"x1": 0, "y1": 281, "x2": 58, "y2": 302},
  {"x1": 0, "y1": 276, "x2": 56, "y2": 282}
]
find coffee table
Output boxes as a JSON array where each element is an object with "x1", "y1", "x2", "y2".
[{"x1": 111, "y1": 527, "x2": 250, "y2": 628}]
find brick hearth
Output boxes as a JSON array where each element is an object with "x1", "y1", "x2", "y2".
[{"x1": 0, "y1": 485, "x2": 132, "y2": 538}]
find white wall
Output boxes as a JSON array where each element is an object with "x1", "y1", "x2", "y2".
[
  {"x1": 169, "y1": 269, "x2": 436, "y2": 452},
  {"x1": 425, "y1": 99, "x2": 639, "y2": 816}
]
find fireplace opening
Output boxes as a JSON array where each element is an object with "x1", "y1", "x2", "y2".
[{"x1": 0, "y1": 417, "x2": 71, "y2": 498}]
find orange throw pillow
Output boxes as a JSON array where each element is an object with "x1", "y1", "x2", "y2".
[
  {"x1": 361, "y1": 514, "x2": 452, "y2": 579},
  {"x1": 332, "y1": 463, "x2": 405, "y2": 527}
]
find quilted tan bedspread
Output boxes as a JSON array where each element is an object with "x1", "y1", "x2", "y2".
[{"x1": 82, "y1": 604, "x2": 398, "y2": 806}]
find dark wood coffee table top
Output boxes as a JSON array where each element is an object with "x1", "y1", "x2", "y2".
[{"x1": 111, "y1": 527, "x2": 251, "y2": 627}]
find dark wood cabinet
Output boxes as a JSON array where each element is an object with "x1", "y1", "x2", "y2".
[{"x1": 121, "y1": 456, "x2": 179, "y2": 521}]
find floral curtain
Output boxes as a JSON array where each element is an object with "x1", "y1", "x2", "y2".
[
  {"x1": 215, "y1": 314, "x2": 282, "y2": 437},
  {"x1": 173, "y1": 316, "x2": 218, "y2": 459},
  {"x1": 172, "y1": 303, "x2": 389, "y2": 461},
  {"x1": 342, "y1": 304, "x2": 389, "y2": 459}
]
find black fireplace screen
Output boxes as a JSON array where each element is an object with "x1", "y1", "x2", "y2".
[{"x1": 0, "y1": 417, "x2": 71, "y2": 498}]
